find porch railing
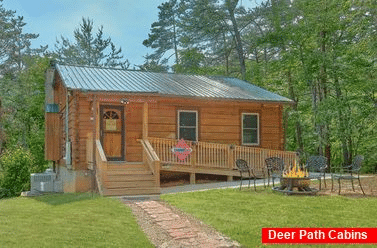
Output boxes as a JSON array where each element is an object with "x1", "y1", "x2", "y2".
[{"x1": 148, "y1": 137, "x2": 298, "y2": 177}]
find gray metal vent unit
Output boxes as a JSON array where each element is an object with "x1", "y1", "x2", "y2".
[{"x1": 30, "y1": 168, "x2": 57, "y2": 193}]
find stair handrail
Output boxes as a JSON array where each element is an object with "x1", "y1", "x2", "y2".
[
  {"x1": 140, "y1": 139, "x2": 160, "y2": 175},
  {"x1": 94, "y1": 139, "x2": 107, "y2": 195},
  {"x1": 96, "y1": 139, "x2": 107, "y2": 162}
]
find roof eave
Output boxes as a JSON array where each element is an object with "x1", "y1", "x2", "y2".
[{"x1": 71, "y1": 88, "x2": 293, "y2": 104}]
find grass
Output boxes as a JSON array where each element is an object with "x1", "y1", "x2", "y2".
[
  {"x1": 0, "y1": 193, "x2": 153, "y2": 248},
  {"x1": 162, "y1": 187, "x2": 377, "y2": 248}
]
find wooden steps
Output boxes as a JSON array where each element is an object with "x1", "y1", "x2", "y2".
[{"x1": 98, "y1": 162, "x2": 160, "y2": 196}]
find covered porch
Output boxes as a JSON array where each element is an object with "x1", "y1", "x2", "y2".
[{"x1": 87, "y1": 135, "x2": 298, "y2": 196}]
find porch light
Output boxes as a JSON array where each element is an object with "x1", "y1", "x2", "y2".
[{"x1": 120, "y1": 98, "x2": 129, "y2": 104}]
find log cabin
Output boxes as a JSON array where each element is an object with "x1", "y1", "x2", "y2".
[{"x1": 45, "y1": 63, "x2": 297, "y2": 196}]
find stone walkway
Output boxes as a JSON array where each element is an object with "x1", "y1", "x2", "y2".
[{"x1": 122, "y1": 199, "x2": 240, "y2": 248}]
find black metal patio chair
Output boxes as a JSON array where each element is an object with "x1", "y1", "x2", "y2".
[
  {"x1": 265, "y1": 157, "x2": 285, "y2": 187},
  {"x1": 304, "y1": 155, "x2": 328, "y2": 190},
  {"x1": 331, "y1": 155, "x2": 365, "y2": 195},
  {"x1": 235, "y1": 159, "x2": 256, "y2": 191}
]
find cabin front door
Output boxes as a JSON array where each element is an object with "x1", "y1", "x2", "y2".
[{"x1": 100, "y1": 105, "x2": 125, "y2": 161}]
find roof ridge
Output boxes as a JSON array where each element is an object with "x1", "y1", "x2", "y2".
[{"x1": 55, "y1": 63, "x2": 236, "y2": 79}]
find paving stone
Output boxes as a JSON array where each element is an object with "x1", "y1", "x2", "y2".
[
  {"x1": 169, "y1": 229, "x2": 198, "y2": 240},
  {"x1": 150, "y1": 213, "x2": 179, "y2": 218},
  {"x1": 167, "y1": 227, "x2": 198, "y2": 234},
  {"x1": 152, "y1": 213, "x2": 180, "y2": 222},
  {"x1": 158, "y1": 221, "x2": 190, "y2": 230},
  {"x1": 136, "y1": 201, "x2": 162, "y2": 209},
  {"x1": 143, "y1": 207, "x2": 171, "y2": 214},
  {"x1": 130, "y1": 200, "x2": 241, "y2": 247}
]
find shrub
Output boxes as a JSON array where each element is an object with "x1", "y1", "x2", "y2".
[{"x1": 0, "y1": 147, "x2": 34, "y2": 198}]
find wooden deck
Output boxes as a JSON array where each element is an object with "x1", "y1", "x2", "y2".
[
  {"x1": 149, "y1": 137, "x2": 297, "y2": 182},
  {"x1": 87, "y1": 135, "x2": 298, "y2": 196}
]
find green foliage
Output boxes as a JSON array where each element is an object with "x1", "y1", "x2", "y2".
[
  {"x1": 0, "y1": 147, "x2": 34, "y2": 197},
  {"x1": 143, "y1": 0, "x2": 181, "y2": 64},
  {"x1": 137, "y1": 55, "x2": 169, "y2": 72},
  {"x1": 0, "y1": 0, "x2": 47, "y2": 77},
  {"x1": 173, "y1": 48, "x2": 205, "y2": 73},
  {"x1": 54, "y1": 17, "x2": 130, "y2": 68},
  {"x1": 1, "y1": 57, "x2": 50, "y2": 169}
]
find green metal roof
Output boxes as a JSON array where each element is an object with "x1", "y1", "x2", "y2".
[{"x1": 55, "y1": 64, "x2": 292, "y2": 103}]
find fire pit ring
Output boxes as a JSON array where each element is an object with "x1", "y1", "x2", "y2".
[{"x1": 272, "y1": 177, "x2": 319, "y2": 195}]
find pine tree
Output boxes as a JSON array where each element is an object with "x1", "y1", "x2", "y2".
[
  {"x1": 0, "y1": 1, "x2": 47, "y2": 76},
  {"x1": 54, "y1": 17, "x2": 129, "y2": 68},
  {"x1": 143, "y1": 0, "x2": 181, "y2": 65}
]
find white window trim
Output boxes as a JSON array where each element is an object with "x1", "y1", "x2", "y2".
[
  {"x1": 177, "y1": 110, "x2": 198, "y2": 141},
  {"x1": 241, "y1": 113, "x2": 260, "y2": 146}
]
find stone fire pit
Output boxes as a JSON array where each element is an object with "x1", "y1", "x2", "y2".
[{"x1": 273, "y1": 177, "x2": 318, "y2": 195}]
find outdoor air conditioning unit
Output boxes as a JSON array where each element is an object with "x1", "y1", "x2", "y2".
[{"x1": 30, "y1": 168, "x2": 57, "y2": 193}]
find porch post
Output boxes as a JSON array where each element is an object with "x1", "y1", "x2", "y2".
[
  {"x1": 143, "y1": 102, "x2": 148, "y2": 139},
  {"x1": 227, "y1": 145, "x2": 234, "y2": 182},
  {"x1": 190, "y1": 173, "x2": 196, "y2": 184}
]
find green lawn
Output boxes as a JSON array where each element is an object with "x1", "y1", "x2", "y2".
[
  {"x1": 0, "y1": 193, "x2": 153, "y2": 248},
  {"x1": 162, "y1": 188, "x2": 377, "y2": 248}
]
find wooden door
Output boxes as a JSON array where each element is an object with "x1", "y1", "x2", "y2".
[{"x1": 100, "y1": 105, "x2": 125, "y2": 161}]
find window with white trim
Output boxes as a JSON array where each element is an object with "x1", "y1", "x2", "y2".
[
  {"x1": 178, "y1": 110, "x2": 198, "y2": 141},
  {"x1": 242, "y1": 113, "x2": 259, "y2": 145}
]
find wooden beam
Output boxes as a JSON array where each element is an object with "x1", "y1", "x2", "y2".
[{"x1": 143, "y1": 102, "x2": 148, "y2": 139}]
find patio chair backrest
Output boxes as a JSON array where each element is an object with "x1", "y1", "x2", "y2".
[
  {"x1": 236, "y1": 159, "x2": 249, "y2": 173},
  {"x1": 265, "y1": 157, "x2": 284, "y2": 174},
  {"x1": 350, "y1": 155, "x2": 364, "y2": 172},
  {"x1": 306, "y1": 156, "x2": 328, "y2": 172}
]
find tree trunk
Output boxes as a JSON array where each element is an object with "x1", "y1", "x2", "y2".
[
  {"x1": 225, "y1": 0, "x2": 246, "y2": 80},
  {"x1": 286, "y1": 69, "x2": 304, "y2": 152},
  {"x1": 319, "y1": 30, "x2": 331, "y2": 166},
  {"x1": 173, "y1": 12, "x2": 179, "y2": 65},
  {"x1": 334, "y1": 73, "x2": 350, "y2": 167}
]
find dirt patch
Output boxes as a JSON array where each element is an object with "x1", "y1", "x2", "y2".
[{"x1": 315, "y1": 175, "x2": 377, "y2": 198}]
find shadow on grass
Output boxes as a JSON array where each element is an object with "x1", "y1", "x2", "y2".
[{"x1": 32, "y1": 192, "x2": 101, "y2": 205}]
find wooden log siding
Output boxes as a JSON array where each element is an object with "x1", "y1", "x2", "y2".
[
  {"x1": 148, "y1": 137, "x2": 297, "y2": 178},
  {"x1": 76, "y1": 93, "x2": 93, "y2": 170},
  {"x1": 86, "y1": 132, "x2": 94, "y2": 170},
  {"x1": 45, "y1": 112, "x2": 61, "y2": 161}
]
